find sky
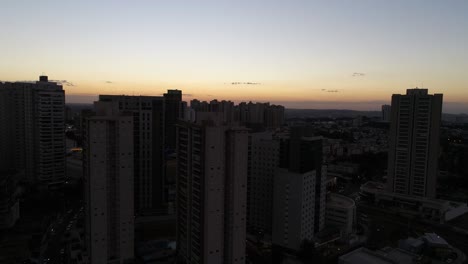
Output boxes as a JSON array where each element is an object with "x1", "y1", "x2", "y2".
[{"x1": 1, "y1": 0, "x2": 467, "y2": 113}]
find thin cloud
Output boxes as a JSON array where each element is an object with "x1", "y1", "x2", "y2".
[
  {"x1": 320, "y1": 89, "x2": 340, "y2": 93},
  {"x1": 352, "y1": 72, "x2": 366, "y2": 77},
  {"x1": 51, "y1": 80, "x2": 75, "y2": 86},
  {"x1": 105, "y1": 81, "x2": 113, "y2": 84},
  {"x1": 230, "y1": 82, "x2": 262, "y2": 85}
]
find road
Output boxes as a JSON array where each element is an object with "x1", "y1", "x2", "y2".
[
  {"x1": 40, "y1": 156, "x2": 83, "y2": 263},
  {"x1": 42, "y1": 209, "x2": 77, "y2": 264}
]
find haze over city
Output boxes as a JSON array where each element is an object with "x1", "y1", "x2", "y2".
[{"x1": 1, "y1": 0, "x2": 468, "y2": 112}]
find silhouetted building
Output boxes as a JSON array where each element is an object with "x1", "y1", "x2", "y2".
[
  {"x1": 189, "y1": 100, "x2": 285, "y2": 128},
  {"x1": 264, "y1": 104, "x2": 285, "y2": 128},
  {"x1": 0, "y1": 76, "x2": 65, "y2": 185},
  {"x1": 98, "y1": 95, "x2": 166, "y2": 214},
  {"x1": 83, "y1": 102, "x2": 134, "y2": 263},
  {"x1": 381, "y1": 104, "x2": 391, "y2": 122},
  {"x1": 176, "y1": 112, "x2": 248, "y2": 264},
  {"x1": 247, "y1": 132, "x2": 279, "y2": 235},
  {"x1": 164, "y1": 89, "x2": 182, "y2": 150},
  {"x1": 272, "y1": 128, "x2": 326, "y2": 251},
  {"x1": 386, "y1": 89, "x2": 443, "y2": 198}
]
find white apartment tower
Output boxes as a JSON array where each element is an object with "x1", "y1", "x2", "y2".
[
  {"x1": 272, "y1": 131, "x2": 326, "y2": 251},
  {"x1": 273, "y1": 167, "x2": 327, "y2": 251},
  {"x1": 176, "y1": 112, "x2": 248, "y2": 264},
  {"x1": 386, "y1": 89, "x2": 443, "y2": 198},
  {"x1": 83, "y1": 102, "x2": 134, "y2": 263}
]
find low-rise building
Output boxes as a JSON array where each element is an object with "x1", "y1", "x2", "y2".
[
  {"x1": 360, "y1": 181, "x2": 468, "y2": 223},
  {"x1": 325, "y1": 193, "x2": 356, "y2": 236}
]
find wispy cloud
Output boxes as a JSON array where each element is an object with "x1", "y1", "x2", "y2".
[
  {"x1": 229, "y1": 82, "x2": 262, "y2": 85},
  {"x1": 320, "y1": 89, "x2": 340, "y2": 93},
  {"x1": 51, "y1": 80, "x2": 75, "y2": 86},
  {"x1": 352, "y1": 72, "x2": 366, "y2": 77}
]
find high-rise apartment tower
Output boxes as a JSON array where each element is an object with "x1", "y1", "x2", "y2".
[
  {"x1": 0, "y1": 76, "x2": 65, "y2": 185},
  {"x1": 83, "y1": 102, "x2": 134, "y2": 263},
  {"x1": 176, "y1": 112, "x2": 248, "y2": 264},
  {"x1": 386, "y1": 88, "x2": 443, "y2": 198}
]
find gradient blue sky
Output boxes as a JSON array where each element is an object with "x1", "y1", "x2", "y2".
[{"x1": 1, "y1": 0, "x2": 467, "y2": 112}]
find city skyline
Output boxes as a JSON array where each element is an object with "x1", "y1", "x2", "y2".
[
  {"x1": 1, "y1": 1, "x2": 468, "y2": 113},
  {"x1": 3, "y1": 1, "x2": 468, "y2": 263}
]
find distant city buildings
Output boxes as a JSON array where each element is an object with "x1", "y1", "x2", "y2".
[
  {"x1": 272, "y1": 129, "x2": 326, "y2": 251},
  {"x1": 83, "y1": 102, "x2": 134, "y2": 263},
  {"x1": 176, "y1": 112, "x2": 248, "y2": 264},
  {"x1": 381, "y1": 104, "x2": 391, "y2": 122},
  {"x1": 0, "y1": 76, "x2": 66, "y2": 186},
  {"x1": 386, "y1": 88, "x2": 443, "y2": 198},
  {"x1": 190, "y1": 99, "x2": 285, "y2": 128}
]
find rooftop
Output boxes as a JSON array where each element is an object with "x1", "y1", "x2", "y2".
[
  {"x1": 422, "y1": 233, "x2": 450, "y2": 248},
  {"x1": 327, "y1": 193, "x2": 355, "y2": 209},
  {"x1": 378, "y1": 247, "x2": 418, "y2": 264},
  {"x1": 339, "y1": 247, "x2": 397, "y2": 264}
]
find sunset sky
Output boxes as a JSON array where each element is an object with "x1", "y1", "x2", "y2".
[{"x1": 1, "y1": 0, "x2": 467, "y2": 112}]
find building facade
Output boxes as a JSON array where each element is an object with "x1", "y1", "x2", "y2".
[
  {"x1": 98, "y1": 95, "x2": 166, "y2": 214},
  {"x1": 272, "y1": 168, "x2": 326, "y2": 251},
  {"x1": 247, "y1": 132, "x2": 279, "y2": 235},
  {"x1": 386, "y1": 89, "x2": 443, "y2": 198},
  {"x1": 176, "y1": 112, "x2": 248, "y2": 264},
  {"x1": 83, "y1": 103, "x2": 134, "y2": 263}
]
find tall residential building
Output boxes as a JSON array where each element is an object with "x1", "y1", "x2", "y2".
[
  {"x1": 272, "y1": 129, "x2": 326, "y2": 251},
  {"x1": 386, "y1": 89, "x2": 443, "y2": 198},
  {"x1": 83, "y1": 102, "x2": 134, "y2": 263},
  {"x1": 0, "y1": 76, "x2": 65, "y2": 185},
  {"x1": 247, "y1": 132, "x2": 279, "y2": 235},
  {"x1": 98, "y1": 95, "x2": 166, "y2": 214},
  {"x1": 381, "y1": 104, "x2": 391, "y2": 122},
  {"x1": 176, "y1": 112, "x2": 248, "y2": 264},
  {"x1": 164, "y1": 89, "x2": 182, "y2": 150}
]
